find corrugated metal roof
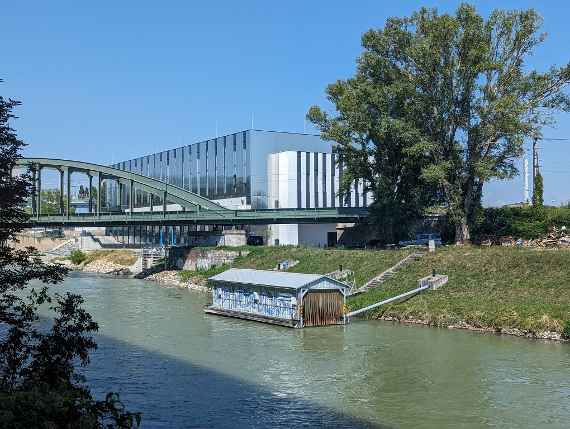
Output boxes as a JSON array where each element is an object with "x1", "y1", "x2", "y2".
[{"x1": 209, "y1": 268, "x2": 342, "y2": 290}]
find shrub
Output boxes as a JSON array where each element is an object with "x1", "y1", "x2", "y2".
[
  {"x1": 563, "y1": 321, "x2": 570, "y2": 340},
  {"x1": 472, "y1": 206, "x2": 570, "y2": 240},
  {"x1": 69, "y1": 249, "x2": 87, "y2": 265}
]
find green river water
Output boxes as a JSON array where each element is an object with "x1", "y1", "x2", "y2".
[{"x1": 46, "y1": 273, "x2": 570, "y2": 428}]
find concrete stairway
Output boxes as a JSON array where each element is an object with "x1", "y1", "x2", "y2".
[
  {"x1": 46, "y1": 239, "x2": 78, "y2": 257},
  {"x1": 141, "y1": 247, "x2": 165, "y2": 270},
  {"x1": 349, "y1": 252, "x2": 425, "y2": 296}
]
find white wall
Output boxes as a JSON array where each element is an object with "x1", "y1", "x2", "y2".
[
  {"x1": 268, "y1": 224, "x2": 299, "y2": 246},
  {"x1": 298, "y1": 223, "x2": 337, "y2": 247}
]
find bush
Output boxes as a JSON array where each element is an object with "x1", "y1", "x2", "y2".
[
  {"x1": 472, "y1": 206, "x2": 570, "y2": 240},
  {"x1": 70, "y1": 249, "x2": 87, "y2": 265},
  {"x1": 563, "y1": 321, "x2": 570, "y2": 340}
]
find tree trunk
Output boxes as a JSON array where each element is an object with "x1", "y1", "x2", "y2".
[{"x1": 455, "y1": 216, "x2": 470, "y2": 245}]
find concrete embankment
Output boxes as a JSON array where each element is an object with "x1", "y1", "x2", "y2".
[{"x1": 51, "y1": 248, "x2": 210, "y2": 293}]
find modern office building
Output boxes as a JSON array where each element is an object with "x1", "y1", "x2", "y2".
[{"x1": 109, "y1": 130, "x2": 372, "y2": 246}]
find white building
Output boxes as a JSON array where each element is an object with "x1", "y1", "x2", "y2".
[
  {"x1": 267, "y1": 151, "x2": 371, "y2": 246},
  {"x1": 112, "y1": 130, "x2": 373, "y2": 247}
]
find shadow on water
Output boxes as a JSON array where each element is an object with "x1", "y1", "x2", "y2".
[{"x1": 86, "y1": 332, "x2": 391, "y2": 429}]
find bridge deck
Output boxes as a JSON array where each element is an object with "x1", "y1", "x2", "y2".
[{"x1": 23, "y1": 208, "x2": 368, "y2": 227}]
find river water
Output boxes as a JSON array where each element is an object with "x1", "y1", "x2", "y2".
[{"x1": 46, "y1": 273, "x2": 570, "y2": 428}]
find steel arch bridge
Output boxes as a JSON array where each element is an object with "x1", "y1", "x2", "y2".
[{"x1": 15, "y1": 158, "x2": 368, "y2": 227}]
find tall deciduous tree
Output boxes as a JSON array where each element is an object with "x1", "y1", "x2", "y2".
[
  {"x1": 307, "y1": 44, "x2": 438, "y2": 243},
  {"x1": 309, "y1": 4, "x2": 570, "y2": 242},
  {"x1": 0, "y1": 82, "x2": 140, "y2": 428}
]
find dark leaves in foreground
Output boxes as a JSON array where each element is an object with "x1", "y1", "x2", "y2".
[{"x1": 0, "y1": 81, "x2": 140, "y2": 427}]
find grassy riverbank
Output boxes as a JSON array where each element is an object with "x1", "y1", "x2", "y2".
[
  {"x1": 178, "y1": 246, "x2": 409, "y2": 286},
  {"x1": 348, "y1": 246, "x2": 570, "y2": 335},
  {"x1": 184, "y1": 245, "x2": 570, "y2": 336},
  {"x1": 79, "y1": 249, "x2": 138, "y2": 266}
]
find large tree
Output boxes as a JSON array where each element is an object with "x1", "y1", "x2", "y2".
[
  {"x1": 309, "y1": 4, "x2": 570, "y2": 242},
  {"x1": 0, "y1": 82, "x2": 140, "y2": 428}
]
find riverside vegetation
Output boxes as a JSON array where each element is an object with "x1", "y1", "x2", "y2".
[{"x1": 195, "y1": 245, "x2": 570, "y2": 340}]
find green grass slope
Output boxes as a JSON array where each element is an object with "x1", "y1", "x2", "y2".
[{"x1": 348, "y1": 246, "x2": 570, "y2": 334}]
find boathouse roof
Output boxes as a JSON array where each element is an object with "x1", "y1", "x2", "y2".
[{"x1": 209, "y1": 268, "x2": 349, "y2": 291}]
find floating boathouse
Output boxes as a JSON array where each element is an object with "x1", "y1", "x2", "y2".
[{"x1": 205, "y1": 268, "x2": 350, "y2": 328}]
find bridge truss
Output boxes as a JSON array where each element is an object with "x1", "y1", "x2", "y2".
[{"x1": 15, "y1": 158, "x2": 368, "y2": 227}]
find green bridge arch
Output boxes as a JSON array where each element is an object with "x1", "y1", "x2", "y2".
[
  {"x1": 16, "y1": 157, "x2": 228, "y2": 215},
  {"x1": 14, "y1": 157, "x2": 368, "y2": 226}
]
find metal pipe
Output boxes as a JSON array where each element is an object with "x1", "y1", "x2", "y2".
[{"x1": 346, "y1": 285, "x2": 429, "y2": 318}]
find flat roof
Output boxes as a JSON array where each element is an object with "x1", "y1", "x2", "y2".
[{"x1": 209, "y1": 268, "x2": 345, "y2": 290}]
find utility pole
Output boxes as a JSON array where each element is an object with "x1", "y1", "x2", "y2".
[
  {"x1": 532, "y1": 138, "x2": 540, "y2": 183},
  {"x1": 523, "y1": 158, "x2": 530, "y2": 204}
]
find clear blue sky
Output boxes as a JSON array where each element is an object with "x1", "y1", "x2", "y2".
[{"x1": 3, "y1": 1, "x2": 570, "y2": 205}]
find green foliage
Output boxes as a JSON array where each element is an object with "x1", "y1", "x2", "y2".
[
  {"x1": 179, "y1": 263, "x2": 229, "y2": 283},
  {"x1": 532, "y1": 172, "x2": 544, "y2": 207},
  {"x1": 472, "y1": 206, "x2": 570, "y2": 239},
  {"x1": 0, "y1": 82, "x2": 140, "y2": 427},
  {"x1": 70, "y1": 249, "x2": 87, "y2": 265},
  {"x1": 563, "y1": 321, "x2": 570, "y2": 339},
  {"x1": 39, "y1": 189, "x2": 74, "y2": 215},
  {"x1": 310, "y1": 4, "x2": 570, "y2": 243}
]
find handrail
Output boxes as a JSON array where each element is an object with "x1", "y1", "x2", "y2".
[{"x1": 346, "y1": 284, "x2": 429, "y2": 318}]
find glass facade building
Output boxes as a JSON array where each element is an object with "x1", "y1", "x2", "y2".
[{"x1": 110, "y1": 130, "x2": 337, "y2": 210}]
